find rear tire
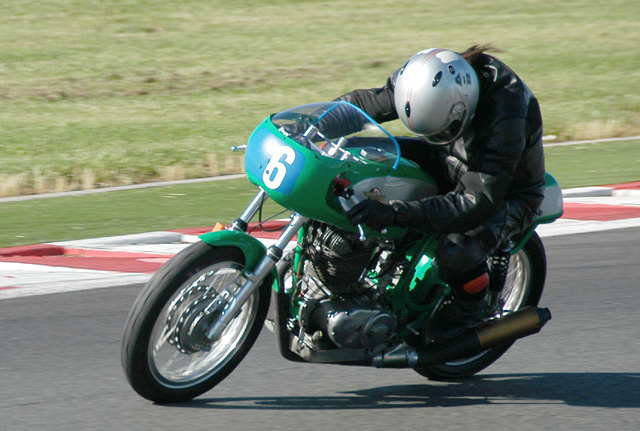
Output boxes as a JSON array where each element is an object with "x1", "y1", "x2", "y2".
[
  {"x1": 414, "y1": 232, "x2": 546, "y2": 380},
  {"x1": 122, "y1": 242, "x2": 270, "y2": 403}
]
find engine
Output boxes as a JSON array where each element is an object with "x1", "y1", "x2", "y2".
[
  {"x1": 297, "y1": 222, "x2": 397, "y2": 351},
  {"x1": 304, "y1": 221, "x2": 375, "y2": 296}
]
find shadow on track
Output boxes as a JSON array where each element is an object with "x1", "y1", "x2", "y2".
[{"x1": 165, "y1": 373, "x2": 640, "y2": 410}]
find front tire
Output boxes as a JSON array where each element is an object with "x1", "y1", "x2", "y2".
[
  {"x1": 122, "y1": 242, "x2": 270, "y2": 403},
  {"x1": 415, "y1": 232, "x2": 546, "y2": 380}
]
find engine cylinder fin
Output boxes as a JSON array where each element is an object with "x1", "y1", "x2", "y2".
[{"x1": 305, "y1": 222, "x2": 375, "y2": 296}]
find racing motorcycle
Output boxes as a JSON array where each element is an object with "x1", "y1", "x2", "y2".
[{"x1": 122, "y1": 101, "x2": 563, "y2": 403}]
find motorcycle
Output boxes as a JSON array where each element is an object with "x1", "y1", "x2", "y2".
[{"x1": 121, "y1": 101, "x2": 563, "y2": 403}]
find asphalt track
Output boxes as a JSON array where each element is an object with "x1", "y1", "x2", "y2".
[{"x1": 1, "y1": 226, "x2": 639, "y2": 430}]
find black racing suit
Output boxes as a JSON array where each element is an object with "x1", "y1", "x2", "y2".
[{"x1": 338, "y1": 54, "x2": 546, "y2": 294}]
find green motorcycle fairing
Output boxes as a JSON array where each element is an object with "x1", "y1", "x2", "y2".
[{"x1": 243, "y1": 102, "x2": 439, "y2": 237}]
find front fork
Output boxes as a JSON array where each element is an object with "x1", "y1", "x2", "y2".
[
  {"x1": 228, "y1": 188, "x2": 269, "y2": 232},
  {"x1": 204, "y1": 189, "x2": 307, "y2": 342}
]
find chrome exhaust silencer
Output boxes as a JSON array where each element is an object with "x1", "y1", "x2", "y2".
[{"x1": 373, "y1": 306, "x2": 551, "y2": 368}]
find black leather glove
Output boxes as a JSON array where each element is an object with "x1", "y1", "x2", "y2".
[{"x1": 347, "y1": 199, "x2": 396, "y2": 231}]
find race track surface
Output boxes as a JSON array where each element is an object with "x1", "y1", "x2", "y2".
[{"x1": 1, "y1": 226, "x2": 638, "y2": 430}]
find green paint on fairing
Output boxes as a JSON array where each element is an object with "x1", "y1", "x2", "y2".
[
  {"x1": 245, "y1": 119, "x2": 434, "y2": 238},
  {"x1": 198, "y1": 230, "x2": 281, "y2": 291}
]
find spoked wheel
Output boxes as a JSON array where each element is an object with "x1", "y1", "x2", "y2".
[
  {"x1": 122, "y1": 242, "x2": 270, "y2": 403},
  {"x1": 415, "y1": 232, "x2": 546, "y2": 380}
]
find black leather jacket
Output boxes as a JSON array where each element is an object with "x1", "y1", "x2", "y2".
[{"x1": 337, "y1": 54, "x2": 545, "y2": 238}]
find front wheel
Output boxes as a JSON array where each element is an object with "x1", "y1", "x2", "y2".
[
  {"x1": 121, "y1": 242, "x2": 271, "y2": 403},
  {"x1": 415, "y1": 232, "x2": 547, "y2": 380}
]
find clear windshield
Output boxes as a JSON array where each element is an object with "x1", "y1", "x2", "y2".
[{"x1": 271, "y1": 102, "x2": 401, "y2": 169}]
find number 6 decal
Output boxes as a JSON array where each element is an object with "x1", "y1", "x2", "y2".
[{"x1": 263, "y1": 146, "x2": 296, "y2": 189}]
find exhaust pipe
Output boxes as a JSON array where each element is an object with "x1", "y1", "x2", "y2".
[{"x1": 373, "y1": 306, "x2": 551, "y2": 368}]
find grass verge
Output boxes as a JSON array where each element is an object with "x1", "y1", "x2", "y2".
[
  {"x1": 1, "y1": 140, "x2": 638, "y2": 248},
  {"x1": 0, "y1": 178, "x2": 282, "y2": 247},
  {"x1": 1, "y1": 0, "x2": 639, "y2": 196}
]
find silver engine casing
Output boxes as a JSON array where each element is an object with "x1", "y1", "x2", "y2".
[
  {"x1": 318, "y1": 297, "x2": 397, "y2": 350},
  {"x1": 299, "y1": 275, "x2": 397, "y2": 351},
  {"x1": 297, "y1": 223, "x2": 397, "y2": 352}
]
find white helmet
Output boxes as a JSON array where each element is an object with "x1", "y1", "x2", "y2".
[{"x1": 394, "y1": 48, "x2": 480, "y2": 144}]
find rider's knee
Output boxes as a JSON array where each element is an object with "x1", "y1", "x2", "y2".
[{"x1": 435, "y1": 233, "x2": 490, "y2": 300}]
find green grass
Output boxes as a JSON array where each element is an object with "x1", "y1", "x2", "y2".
[
  {"x1": 1, "y1": 139, "x2": 638, "y2": 247},
  {"x1": 0, "y1": 178, "x2": 284, "y2": 247},
  {"x1": 1, "y1": 0, "x2": 638, "y2": 246},
  {"x1": 1, "y1": 0, "x2": 639, "y2": 195},
  {"x1": 545, "y1": 140, "x2": 640, "y2": 188}
]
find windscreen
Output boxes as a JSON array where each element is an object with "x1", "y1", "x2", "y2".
[{"x1": 271, "y1": 102, "x2": 401, "y2": 169}]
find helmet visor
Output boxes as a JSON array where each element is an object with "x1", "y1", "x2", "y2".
[{"x1": 424, "y1": 102, "x2": 467, "y2": 145}]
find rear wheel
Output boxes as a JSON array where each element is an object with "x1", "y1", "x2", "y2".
[
  {"x1": 415, "y1": 232, "x2": 546, "y2": 380},
  {"x1": 122, "y1": 242, "x2": 270, "y2": 403}
]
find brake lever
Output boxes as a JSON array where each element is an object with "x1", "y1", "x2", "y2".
[
  {"x1": 348, "y1": 192, "x2": 388, "y2": 235},
  {"x1": 337, "y1": 195, "x2": 367, "y2": 242},
  {"x1": 334, "y1": 182, "x2": 387, "y2": 241}
]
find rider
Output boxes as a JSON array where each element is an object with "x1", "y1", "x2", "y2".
[{"x1": 343, "y1": 46, "x2": 546, "y2": 335}]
